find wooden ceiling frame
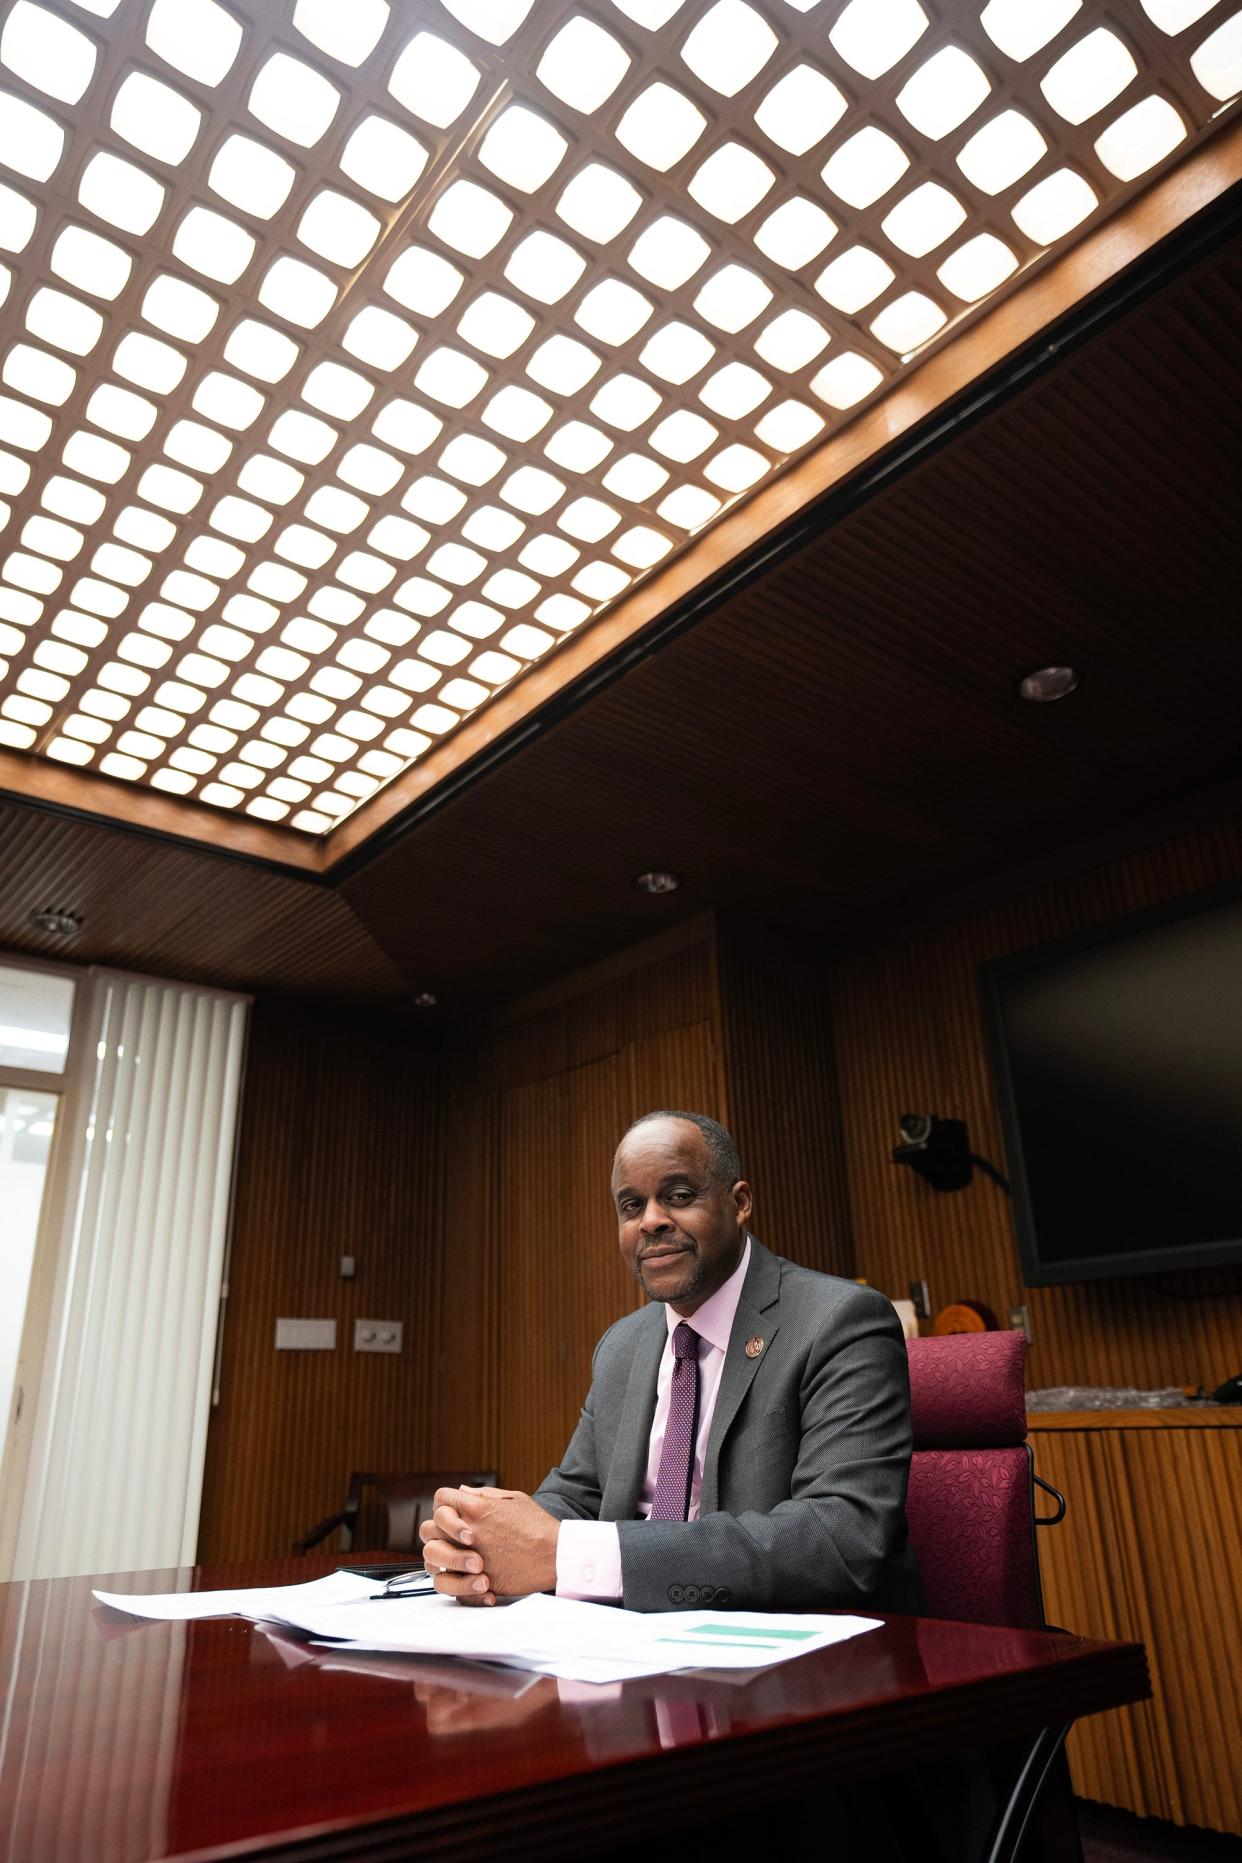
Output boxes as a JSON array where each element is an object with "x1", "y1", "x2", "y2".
[
  {"x1": 2, "y1": 113, "x2": 1239, "y2": 880},
  {"x1": 1, "y1": 0, "x2": 1240, "y2": 864}
]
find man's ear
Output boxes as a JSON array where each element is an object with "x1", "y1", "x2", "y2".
[{"x1": 732, "y1": 1178, "x2": 753, "y2": 1226}]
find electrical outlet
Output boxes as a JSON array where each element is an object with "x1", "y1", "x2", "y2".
[
  {"x1": 1007, "y1": 1304, "x2": 1032, "y2": 1343},
  {"x1": 354, "y1": 1319, "x2": 403, "y2": 1355}
]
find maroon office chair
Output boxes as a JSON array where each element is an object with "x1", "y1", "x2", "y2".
[
  {"x1": 295, "y1": 1470, "x2": 499, "y2": 1556},
  {"x1": 905, "y1": 1332, "x2": 1074, "y2": 1863}
]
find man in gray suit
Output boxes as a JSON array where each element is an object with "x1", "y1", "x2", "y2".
[{"x1": 419, "y1": 1111, "x2": 921, "y2": 1614}]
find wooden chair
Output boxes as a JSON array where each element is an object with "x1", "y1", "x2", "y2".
[{"x1": 294, "y1": 1470, "x2": 499, "y2": 1555}]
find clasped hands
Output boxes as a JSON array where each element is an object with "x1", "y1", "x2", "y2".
[{"x1": 418, "y1": 1485, "x2": 560, "y2": 1606}]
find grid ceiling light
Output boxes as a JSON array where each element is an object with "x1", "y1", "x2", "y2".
[{"x1": 0, "y1": 0, "x2": 1236, "y2": 837}]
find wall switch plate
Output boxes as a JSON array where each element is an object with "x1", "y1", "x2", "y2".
[
  {"x1": 354, "y1": 1318, "x2": 403, "y2": 1354},
  {"x1": 908, "y1": 1279, "x2": 931, "y2": 1321},
  {"x1": 339, "y1": 1255, "x2": 356, "y2": 1279},
  {"x1": 275, "y1": 1318, "x2": 336, "y2": 1351},
  {"x1": 1007, "y1": 1304, "x2": 1032, "y2": 1343}
]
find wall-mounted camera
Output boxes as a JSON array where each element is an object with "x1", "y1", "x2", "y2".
[{"x1": 891, "y1": 1114, "x2": 1010, "y2": 1195}]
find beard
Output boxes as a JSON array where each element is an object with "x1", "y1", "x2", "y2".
[{"x1": 633, "y1": 1246, "x2": 705, "y2": 1305}]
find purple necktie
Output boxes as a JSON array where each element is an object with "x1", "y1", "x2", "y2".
[{"x1": 650, "y1": 1322, "x2": 700, "y2": 1522}]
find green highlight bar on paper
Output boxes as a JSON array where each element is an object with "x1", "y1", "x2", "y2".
[{"x1": 683, "y1": 1623, "x2": 818, "y2": 1641}]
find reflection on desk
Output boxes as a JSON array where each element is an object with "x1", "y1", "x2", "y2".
[{"x1": 0, "y1": 1556, "x2": 1149, "y2": 1863}]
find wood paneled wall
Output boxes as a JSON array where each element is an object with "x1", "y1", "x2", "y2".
[
  {"x1": 431, "y1": 929, "x2": 726, "y2": 1496},
  {"x1": 832, "y1": 813, "x2": 1242, "y2": 1391},
  {"x1": 716, "y1": 915, "x2": 853, "y2": 1278},
  {"x1": 196, "y1": 999, "x2": 444, "y2": 1562}
]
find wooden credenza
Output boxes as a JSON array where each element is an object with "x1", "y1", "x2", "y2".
[{"x1": 1028, "y1": 1407, "x2": 1242, "y2": 1836}]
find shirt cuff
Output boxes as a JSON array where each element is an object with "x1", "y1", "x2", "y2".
[{"x1": 555, "y1": 1519, "x2": 623, "y2": 1601}]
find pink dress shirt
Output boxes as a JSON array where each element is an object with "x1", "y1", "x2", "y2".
[{"x1": 556, "y1": 1237, "x2": 752, "y2": 1601}]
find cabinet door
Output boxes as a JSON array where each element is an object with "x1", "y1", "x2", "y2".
[{"x1": 1032, "y1": 1424, "x2": 1242, "y2": 1834}]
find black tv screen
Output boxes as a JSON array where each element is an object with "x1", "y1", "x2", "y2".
[{"x1": 982, "y1": 889, "x2": 1242, "y2": 1285}]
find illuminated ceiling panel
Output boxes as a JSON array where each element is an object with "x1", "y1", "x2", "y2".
[{"x1": 0, "y1": 0, "x2": 1237, "y2": 837}]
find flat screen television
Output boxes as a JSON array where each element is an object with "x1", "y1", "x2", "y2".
[{"x1": 981, "y1": 887, "x2": 1242, "y2": 1286}]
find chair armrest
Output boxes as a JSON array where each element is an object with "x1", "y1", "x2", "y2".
[{"x1": 294, "y1": 1509, "x2": 350, "y2": 1554}]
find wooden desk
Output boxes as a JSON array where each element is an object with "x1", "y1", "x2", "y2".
[
  {"x1": 0, "y1": 1558, "x2": 1148, "y2": 1863},
  {"x1": 1029, "y1": 1406, "x2": 1242, "y2": 1835}
]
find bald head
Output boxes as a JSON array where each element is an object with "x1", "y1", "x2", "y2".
[{"x1": 617, "y1": 1110, "x2": 741, "y2": 1189}]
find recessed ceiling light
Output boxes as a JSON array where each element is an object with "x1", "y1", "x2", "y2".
[
  {"x1": 687, "y1": 141, "x2": 776, "y2": 223},
  {"x1": 575, "y1": 278, "x2": 653, "y2": 346},
  {"x1": 636, "y1": 320, "x2": 715, "y2": 389},
  {"x1": 209, "y1": 133, "x2": 296, "y2": 220},
  {"x1": 0, "y1": 89, "x2": 65, "y2": 181},
  {"x1": 1011, "y1": 168, "x2": 1098, "y2": 244},
  {"x1": 293, "y1": 0, "x2": 390, "y2": 66},
  {"x1": 830, "y1": 0, "x2": 928, "y2": 79},
  {"x1": 342, "y1": 305, "x2": 418, "y2": 370},
  {"x1": 340, "y1": 115, "x2": 428, "y2": 202},
  {"x1": 30, "y1": 906, "x2": 84, "y2": 937},
  {"x1": 428, "y1": 179, "x2": 514, "y2": 259},
  {"x1": 1018, "y1": 665, "x2": 1078, "y2": 702},
  {"x1": 504, "y1": 229, "x2": 587, "y2": 304},
  {"x1": 956, "y1": 110, "x2": 1047, "y2": 195},
  {"x1": 897, "y1": 46, "x2": 991, "y2": 140},
  {"x1": 754, "y1": 307, "x2": 831, "y2": 372},
  {"x1": 146, "y1": 0, "x2": 242, "y2": 86},
  {"x1": 1042, "y1": 28, "x2": 1139, "y2": 125},
  {"x1": 1094, "y1": 95, "x2": 1187, "y2": 181},
  {"x1": 557, "y1": 162, "x2": 644, "y2": 242},
  {"x1": 694, "y1": 263, "x2": 772, "y2": 332},
  {"x1": 478, "y1": 104, "x2": 568, "y2": 193},
  {"x1": 682, "y1": 1, "x2": 777, "y2": 96},
  {"x1": 634, "y1": 869, "x2": 680, "y2": 894},
  {"x1": 298, "y1": 190, "x2": 381, "y2": 267},
  {"x1": 754, "y1": 65, "x2": 847, "y2": 156},
  {"x1": 248, "y1": 52, "x2": 342, "y2": 148},
  {"x1": 615, "y1": 81, "x2": 707, "y2": 171},
  {"x1": 172, "y1": 205, "x2": 256, "y2": 285},
  {"x1": 440, "y1": 0, "x2": 535, "y2": 46},
  {"x1": 258, "y1": 255, "x2": 338, "y2": 329},
  {"x1": 387, "y1": 31, "x2": 479, "y2": 129},
  {"x1": 822, "y1": 127, "x2": 909, "y2": 210},
  {"x1": 1, "y1": 1, "x2": 98, "y2": 104},
  {"x1": 980, "y1": 0, "x2": 1081, "y2": 63},
  {"x1": 537, "y1": 16, "x2": 631, "y2": 114},
  {"x1": 110, "y1": 70, "x2": 202, "y2": 166},
  {"x1": 753, "y1": 196, "x2": 838, "y2": 271}
]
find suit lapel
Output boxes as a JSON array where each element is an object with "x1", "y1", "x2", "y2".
[
  {"x1": 600, "y1": 1307, "x2": 666, "y2": 1520},
  {"x1": 700, "y1": 1239, "x2": 782, "y2": 1515}
]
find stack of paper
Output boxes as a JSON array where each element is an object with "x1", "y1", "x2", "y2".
[{"x1": 93, "y1": 1573, "x2": 880, "y2": 1686}]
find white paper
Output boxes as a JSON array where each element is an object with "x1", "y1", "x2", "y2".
[
  {"x1": 93, "y1": 1574, "x2": 881, "y2": 1685},
  {"x1": 272, "y1": 1592, "x2": 881, "y2": 1684},
  {"x1": 92, "y1": 1569, "x2": 388, "y2": 1621}
]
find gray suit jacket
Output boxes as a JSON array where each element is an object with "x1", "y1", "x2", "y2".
[{"x1": 534, "y1": 1238, "x2": 924, "y2": 1614}]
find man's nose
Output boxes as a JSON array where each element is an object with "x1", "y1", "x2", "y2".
[{"x1": 638, "y1": 1199, "x2": 671, "y2": 1233}]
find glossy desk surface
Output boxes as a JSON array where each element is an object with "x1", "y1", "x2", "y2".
[{"x1": 0, "y1": 1557, "x2": 1149, "y2": 1863}]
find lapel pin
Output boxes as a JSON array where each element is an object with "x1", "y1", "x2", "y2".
[{"x1": 744, "y1": 1336, "x2": 764, "y2": 1358}]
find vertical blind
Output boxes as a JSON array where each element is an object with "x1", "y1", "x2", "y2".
[{"x1": 12, "y1": 972, "x2": 248, "y2": 1580}]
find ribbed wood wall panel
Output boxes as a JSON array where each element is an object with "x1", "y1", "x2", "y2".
[
  {"x1": 1030, "y1": 1417, "x2": 1242, "y2": 1834},
  {"x1": 831, "y1": 813, "x2": 1242, "y2": 1390},
  {"x1": 196, "y1": 999, "x2": 444, "y2": 1562},
  {"x1": 716, "y1": 916, "x2": 853, "y2": 1277},
  {"x1": 435, "y1": 937, "x2": 724, "y2": 1494}
]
